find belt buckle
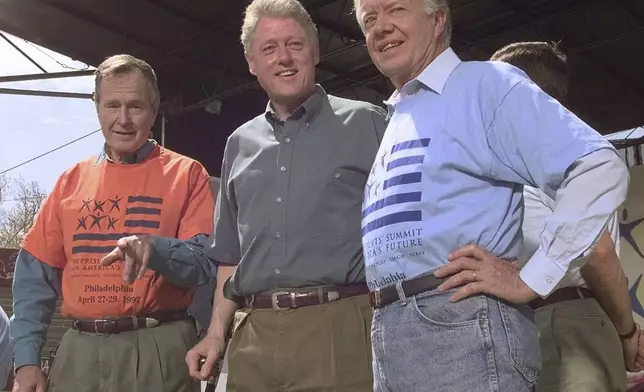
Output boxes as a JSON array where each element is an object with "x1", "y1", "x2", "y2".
[
  {"x1": 94, "y1": 319, "x2": 110, "y2": 336},
  {"x1": 271, "y1": 291, "x2": 296, "y2": 311},
  {"x1": 327, "y1": 290, "x2": 340, "y2": 302}
]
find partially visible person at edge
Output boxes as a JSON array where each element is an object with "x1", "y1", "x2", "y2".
[
  {"x1": 0, "y1": 305, "x2": 12, "y2": 390},
  {"x1": 491, "y1": 41, "x2": 644, "y2": 392},
  {"x1": 352, "y1": 0, "x2": 629, "y2": 391},
  {"x1": 101, "y1": 0, "x2": 388, "y2": 391},
  {"x1": 10, "y1": 54, "x2": 217, "y2": 392}
]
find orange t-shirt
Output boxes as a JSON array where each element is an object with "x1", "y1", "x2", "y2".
[{"x1": 22, "y1": 145, "x2": 215, "y2": 319}]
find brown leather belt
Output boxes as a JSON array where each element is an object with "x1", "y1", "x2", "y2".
[
  {"x1": 529, "y1": 287, "x2": 595, "y2": 310},
  {"x1": 72, "y1": 308, "x2": 191, "y2": 334},
  {"x1": 243, "y1": 284, "x2": 369, "y2": 310},
  {"x1": 369, "y1": 273, "x2": 446, "y2": 308}
]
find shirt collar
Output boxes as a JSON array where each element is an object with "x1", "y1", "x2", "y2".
[
  {"x1": 264, "y1": 84, "x2": 326, "y2": 126},
  {"x1": 384, "y1": 47, "x2": 462, "y2": 108},
  {"x1": 95, "y1": 139, "x2": 157, "y2": 166}
]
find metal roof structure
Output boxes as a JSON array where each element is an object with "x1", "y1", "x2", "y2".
[
  {"x1": 607, "y1": 127, "x2": 644, "y2": 167},
  {"x1": 0, "y1": 0, "x2": 643, "y2": 175}
]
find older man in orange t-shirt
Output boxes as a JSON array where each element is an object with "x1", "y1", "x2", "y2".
[{"x1": 10, "y1": 54, "x2": 217, "y2": 392}]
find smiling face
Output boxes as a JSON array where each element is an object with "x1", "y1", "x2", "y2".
[
  {"x1": 358, "y1": 0, "x2": 446, "y2": 89},
  {"x1": 244, "y1": 16, "x2": 319, "y2": 115},
  {"x1": 96, "y1": 70, "x2": 158, "y2": 160}
]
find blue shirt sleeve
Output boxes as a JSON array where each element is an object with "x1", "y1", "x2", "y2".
[
  {"x1": 148, "y1": 233, "x2": 218, "y2": 287},
  {"x1": 484, "y1": 68, "x2": 615, "y2": 197},
  {"x1": 0, "y1": 306, "x2": 12, "y2": 387},
  {"x1": 10, "y1": 250, "x2": 61, "y2": 369}
]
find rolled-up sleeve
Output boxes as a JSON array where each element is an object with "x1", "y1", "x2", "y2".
[
  {"x1": 10, "y1": 250, "x2": 61, "y2": 369},
  {"x1": 519, "y1": 150, "x2": 628, "y2": 296},
  {"x1": 485, "y1": 74, "x2": 628, "y2": 296}
]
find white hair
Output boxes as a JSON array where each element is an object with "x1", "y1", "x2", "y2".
[
  {"x1": 94, "y1": 54, "x2": 160, "y2": 109},
  {"x1": 353, "y1": 0, "x2": 452, "y2": 46},
  {"x1": 241, "y1": 0, "x2": 319, "y2": 54}
]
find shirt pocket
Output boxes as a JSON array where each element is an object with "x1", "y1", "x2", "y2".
[{"x1": 302, "y1": 168, "x2": 367, "y2": 239}]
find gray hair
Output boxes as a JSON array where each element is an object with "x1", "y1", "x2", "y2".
[
  {"x1": 241, "y1": 0, "x2": 319, "y2": 54},
  {"x1": 353, "y1": 0, "x2": 452, "y2": 46},
  {"x1": 93, "y1": 54, "x2": 160, "y2": 109}
]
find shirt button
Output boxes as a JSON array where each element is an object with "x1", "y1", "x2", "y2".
[
  {"x1": 305, "y1": 122, "x2": 310, "y2": 128},
  {"x1": 276, "y1": 197, "x2": 283, "y2": 203},
  {"x1": 285, "y1": 137, "x2": 291, "y2": 143},
  {"x1": 545, "y1": 277, "x2": 553, "y2": 284},
  {"x1": 280, "y1": 166, "x2": 287, "y2": 172},
  {"x1": 334, "y1": 172, "x2": 341, "y2": 179},
  {"x1": 275, "y1": 232, "x2": 282, "y2": 238},
  {"x1": 274, "y1": 268, "x2": 281, "y2": 275}
]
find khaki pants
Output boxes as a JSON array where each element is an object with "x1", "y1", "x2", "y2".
[
  {"x1": 535, "y1": 298, "x2": 627, "y2": 392},
  {"x1": 227, "y1": 294, "x2": 373, "y2": 392},
  {"x1": 47, "y1": 319, "x2": 200, "y2": 392}
]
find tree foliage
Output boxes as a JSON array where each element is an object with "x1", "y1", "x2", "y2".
[{"x1": 0, "y1": 175, "x2": 47, "y2": 249}]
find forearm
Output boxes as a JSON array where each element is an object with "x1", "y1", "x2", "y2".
[
  {"x1": 581, "y1": 233, "x2": 634, "y2": 334},
  {"x1": 148, "y1": 234, "x2": 218, "y2": 287},
  {"x1": 520, "y1": 149, "x2": 629, "y2": 296},
  {"x1": 206, "y1": 265, "x2": 239, "y2": 339},
  {"x1": 10, "y1": 250, "x2": 60, "y2": 369}
]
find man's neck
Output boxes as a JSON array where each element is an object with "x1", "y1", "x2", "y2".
[
  {"x1": 270, "y1": 85, "x2": 316, "y2": 121},
  {"x1": 105, "y1": 144, "x2": 146, "y2": 164}
]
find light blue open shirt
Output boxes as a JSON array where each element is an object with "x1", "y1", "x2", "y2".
[{"x1": 361, "y1": 48, "x2": 629, "y2": 297}]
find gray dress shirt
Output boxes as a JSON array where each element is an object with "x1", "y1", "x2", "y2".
[{"x1": 206, "y1": 85, "x2": 388, "y2": 295}]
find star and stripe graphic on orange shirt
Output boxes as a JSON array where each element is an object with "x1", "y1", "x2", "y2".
[{"x1": 72, "y1": 195, "x2": 163, "y2": 255}]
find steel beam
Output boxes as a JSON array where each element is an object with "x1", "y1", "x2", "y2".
[
  {"x1": 35, "y1": 0, "x2": 245, "y2": 87},
  {"x1": 160, "y1": 0, "x2": 341, "y2": 57},
  {"x1": 0, "y1": 32, "x2": 47, "y2": 73},
  {"x1": 168, "y1": 0, "x2": 604, "y2": 114},
  {"x1": 0, "y1": 69, "x2": 94, "y2": 84},
  {"x1": 0, "y1": 87, "x2": 93, "y2": 99}
]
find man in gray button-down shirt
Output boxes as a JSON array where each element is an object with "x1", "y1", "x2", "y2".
[
  {"x1": 113, "y1": 0, "x2": 386, "y2": 390},
  {"x1": 187, "y1": 2, "x2": 386, "y2": 390}
]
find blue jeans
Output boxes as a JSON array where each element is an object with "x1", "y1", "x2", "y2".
[{"x1": 371, "y1": 287, "x2": 541, "y2": 392}]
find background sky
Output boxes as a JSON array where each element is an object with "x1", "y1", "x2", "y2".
[{"x1": 0, "y1": 31, "x2": 103, "y2": 208}]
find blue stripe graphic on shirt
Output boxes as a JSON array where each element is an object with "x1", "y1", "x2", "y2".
[
  {"x1": 71, "y1": 246, "x2": 117, "y2": 254},
  {"x1": 71, "y1": 232, "x2": 149, "y2": 254},
  {"x1": 128, "y1": 195, "x2": 163, "y2": 204},
  {"x1": 362, "y1": 210, "x2": 422, "y2": 235},
  {"x1": 384, "y1": 172, "x2": 422, "y2": 190},
  {"x1": 124, "y1": 220, "x2": 160, "y2": 229},
  {"x1": 73, "y1": 232, "x2": 146, "y2": 241},
  {"x1": 387, "y1": 155, "x2": 425, "y2": 171},
  {"x1": 126, "y1": 207, "x2": 161, "y2": 215},
  {"x1": 362, "y1": 192, "x2": 422, "y2": 219},
  {"x1": 390, "y1": 138, "x2": 431, "y2": 154}
]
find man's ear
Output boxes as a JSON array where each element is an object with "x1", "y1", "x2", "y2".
[{"x1": 245, "y1": 52, "x2": 257, "y2": 76}]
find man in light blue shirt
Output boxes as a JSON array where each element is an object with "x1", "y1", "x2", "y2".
[
  {"x1": 0, "y1": 305, "x2": 13, "y2": 390},
  {"x1": 354, "y1": 0, "x2": 629, "y2": 391}
]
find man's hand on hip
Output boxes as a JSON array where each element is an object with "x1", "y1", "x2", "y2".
[
  {"x1": 434, "y1": 244, "x2": 539, "y2": 304},
  {"x1": 100, "y1": 235, "x2": 152, "y2": 284},
  {"x1": 12, "y1": 365, "x2": 46, "y2": 392},
  {"x1": 186, "y1": 334, "x2": 227, "y2": 381}
]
